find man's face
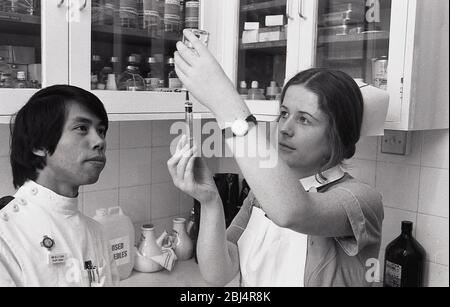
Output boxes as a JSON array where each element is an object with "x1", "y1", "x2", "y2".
[{"x1": 44, "y1": 103, "x2": 107, "y2": 188}]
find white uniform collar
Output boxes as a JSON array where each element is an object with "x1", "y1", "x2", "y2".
[
  {"x1": 18, "y1": 181, "x2": 79, "y2": 216},
  {"x1": 299, "y1": 166, "x2": 345, "y2": 192}
]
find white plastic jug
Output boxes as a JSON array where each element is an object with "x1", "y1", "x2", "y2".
[{"x1": 93, "y1": 207, "x2": 135, "y2": 280}]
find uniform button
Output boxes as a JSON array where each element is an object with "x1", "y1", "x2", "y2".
[
  {"x1": 19, "y1": 199, "x2": 27, "y2": 206},
  {"x1": 1, "y1": 212, "x2": 8, "y2": 222},
  {"x1": 31, "y1": 187, "x2": 38, "y2": 195},
  {"x1": 12, "y1": 204, "x2": 19, "y2": 212}
]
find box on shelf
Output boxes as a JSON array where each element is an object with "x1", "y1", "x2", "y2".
[
  {"x1": 259, "y1": 26, "x2": 283, "y2": 42},
  {"x1": 242, "y1": 30, "x2": 259, "y2": 44},
  {"x1": 265, "y1": 15, "x2": 284, "y2": 27},
  {"x1": 244, "y1": 22, "x2": 260, "y2": 30}
]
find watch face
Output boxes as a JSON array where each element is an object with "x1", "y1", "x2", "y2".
[{"x1": 231, "y1": 119, "x2": 249, "y2": 137}]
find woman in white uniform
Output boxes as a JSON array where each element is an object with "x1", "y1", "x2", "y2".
[
  {"x1": 167, "y1": 30, "x2": 384, "y2": 287},
  {"x1": 0, "y1": 85, "x2": 120, "y2": 287}
]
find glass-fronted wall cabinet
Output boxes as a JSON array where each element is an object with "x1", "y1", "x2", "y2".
[
  {"x1": 220, "y1": 0, "x2": 448, "y2": 131},
  {"x1": 0, "y1": 0, "x2": 68, "y2": 120}
]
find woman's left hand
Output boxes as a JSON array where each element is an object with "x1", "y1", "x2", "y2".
[
  {"x1": 175, "y1": 29, "x2": 250, "y2": 127},
  {"x1": 167, "y1": 135, "x2": 219, "y2": 204}
]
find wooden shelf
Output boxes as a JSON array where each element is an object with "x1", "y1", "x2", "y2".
[
  {"x1": 239, "y1": 40, "x2": 287, "y2": 54},
  {"x1": 241, "y1": 0, "x2": 286, "y2": 13},
  {"x1": 0, "y1": 12, "x2": 40, "y2": 36},
  {"x1": 318, "y1": 31, "x2": 390, "y2": 44},
  {"x1": 92, "y1": 25, "x2": 181, "y2": 45}
]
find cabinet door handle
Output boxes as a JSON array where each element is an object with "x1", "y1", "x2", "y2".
[
  {"x1": 298, "y1": 0, "x2": 306, "y2": 20},
  {"x1": 80, "y1": 0, "x2": 87, "y2": 10},
  {"x1": 56, "y1": 0, "x2": 64, "y2": 7},
  {"x1": 286, "y1": 0, "x2": 294, "y2": 20}
]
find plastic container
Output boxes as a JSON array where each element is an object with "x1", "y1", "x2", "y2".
[
  {"x1": 93, "y1": 207, "x2": 136, "y2": 280},
  {"x1": 247, "y1": 81, "x2": 266, "y2": 100}
]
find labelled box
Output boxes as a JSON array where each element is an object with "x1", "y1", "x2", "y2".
[
  {"x1": 242, "y1": 30, "x2": 259, "y2": 44},
  {"x1": 265, "y1": 15, "x2": 284, "y2": 27}
]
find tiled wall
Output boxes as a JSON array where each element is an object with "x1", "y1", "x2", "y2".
[
  {"x1": 0, "y1": 121, "x2": 218, "y2": 244},
  {"x1": 217, "y1": 130, "x2": 450, "y2": 287},
  {"x1": 1, "y1": 122, "x2": 448, "y2": 286}
]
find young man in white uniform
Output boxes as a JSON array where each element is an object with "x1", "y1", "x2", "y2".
[{"x1": 0, "y1": 85, "x2": 120, "y2": 287}]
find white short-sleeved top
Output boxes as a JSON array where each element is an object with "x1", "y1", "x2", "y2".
[{"x1": 0, "y1": 181, "x2": 120, "y2": 287}]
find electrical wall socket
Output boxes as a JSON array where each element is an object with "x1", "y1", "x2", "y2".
[{"x1": 381, "y1": 130, "x2": 411, "y2": 156}]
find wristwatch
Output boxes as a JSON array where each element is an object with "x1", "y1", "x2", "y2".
[{"x1": 223, "y1": 115, "x2": 257, "y2": 138}]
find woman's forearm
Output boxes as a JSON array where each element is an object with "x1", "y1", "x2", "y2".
[{"x1": 197, "y1": 196, "x2": 239, "y2": 286}]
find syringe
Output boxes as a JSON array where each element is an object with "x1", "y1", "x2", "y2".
[{"x1": 185, "y1": 91, "x2": 194, "y2": 148}]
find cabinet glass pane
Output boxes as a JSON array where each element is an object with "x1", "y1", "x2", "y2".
[
  {"x1": 91, "y1": 0, "x2": 200, "y2": 92},
  {"x1": 316, "y1": 0, "x2": 391, "y2": 89},
  {"x1": 238, "y1": 0, "x2": 287, "y2": 101},
  {"x1": 0, "y1": 0, "x2": 41, "y2": 89}
]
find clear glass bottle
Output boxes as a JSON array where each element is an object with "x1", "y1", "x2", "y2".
[
  {"x1": 118, "y1": 55, "x2": 145, "y2": 91},
  {"x1": 172, "y1": 217, "x2": 193, "y2": 261},
  {"x1": 166, "y1": 57, "x2": 182, "y2": 89},
  {"x1": 145, "y1": 56, "x2": 162, "y2": 90},
  {"x1": 142, "y1": 0, "x2": 160, "y2": 36},
  {"x1": 13, "y1": 71, "x2": 30, "y2": 88},
  {"x1": 98, "y1": 65, "x2": 114, "y2": 90}
]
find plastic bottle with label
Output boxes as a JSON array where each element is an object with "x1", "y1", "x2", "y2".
[
  {"x1": 184, "y1": 0, "x2": 199, "y2": 29},
  {"x1": 93, "y1": 207, "x2": 136, "y2": 280}
]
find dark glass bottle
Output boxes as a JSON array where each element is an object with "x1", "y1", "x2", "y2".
[{"x1": 383, "y1": 221, "x2": 426, "y2": 287}]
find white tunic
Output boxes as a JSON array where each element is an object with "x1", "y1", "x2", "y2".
[{"x1": 0, "y1": 181, "x2": 120, "y2": 287}]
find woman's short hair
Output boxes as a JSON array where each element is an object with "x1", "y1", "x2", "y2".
[
  {"x1": 10, "y1": 85, "x2": 108, "y2": 189},
  {"x1": 280, "y1": 68, "x2": 364, "y2": 172}
]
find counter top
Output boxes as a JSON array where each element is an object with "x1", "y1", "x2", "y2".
[{"x1": 120, "y1": 258, "x2": 239, "y2": 287}]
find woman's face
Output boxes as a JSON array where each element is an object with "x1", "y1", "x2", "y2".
[{"x1": 278, "y1": 85, "x2": 332, "y2": 176}]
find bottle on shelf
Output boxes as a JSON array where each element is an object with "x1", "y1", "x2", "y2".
[
  {"x1": 110, "y1": 56, "x2": 122, "y2": 78},
  {"x1": 142, "y1": 0, "x2": 160, "y2": 36},
  {"x1": 13, "y1": 71, "x2": 30, "y2": 88},
  {"x1": 118, "y1": 55, "x2": 145, "y2": 91},
  {"x1": 179, "y1": 0, "x2": 185, "y2": 31},
  {"x1": 184, "y1": 0, "x2": 199, "y2": 29},
  {"x1": 118, "y1": 0, "x2": 138, "y2": 28},
  {"x1": 99, "y1": 65, "x2": 114, "y2": 90},
  {"x1": 92, "y1": 0, "x2": 104, "y2": 25},
  {"x1": 164, "y1": 0, "x2": 181, "y2": 35},
  {"x1": 145, "y1": 56, "x2": 162, "y2": 91},
  {"x1": 383, "y1": 221, "x2": 426, "y2": 288},
  {"x1": 238, "y1": 81, "x2": 249, "y2": 100},
  {"x1": 102, "y1": 0, "x2": 115, "y2": 25},
  {"x1": 0, "y1": 73, "x2": 13, "y2": 88},
  {"x1": 166, "y1": 57, "x2": 182, "y2": 89},
  {"x1": 91, "y1": 54, "x2": 103, "y2": 90},
  {"x1": 247, "y1": 81, "x2": 265, "y2": 100},
  {"x1": 266, "y1": 81, "x2": 281, "y2": 100}
]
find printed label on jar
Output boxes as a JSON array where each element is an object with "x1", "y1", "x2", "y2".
[
  {"x1": 385, "y1": 260, "x2": 402, "y2": 287},
  {"x1": 110, "y1": 236, "x2": 130, "y2": 266}
]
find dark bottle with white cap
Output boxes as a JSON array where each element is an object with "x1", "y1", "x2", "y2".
[{"x1": 383, "y1": 221, "x2": 426, "y2": 287}]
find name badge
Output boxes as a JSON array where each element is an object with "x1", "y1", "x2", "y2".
[{"x1": 47, "y1": 252, "x2": 67, "y2": 265}]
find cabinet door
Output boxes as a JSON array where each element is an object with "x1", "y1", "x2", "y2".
[
  {"x1": 68, "y1": 0, "x2": 210, "y2": 121},
  {"x1": 300, "y1": 0, "x2": 407, "y2": 124},
  {"x1": 0, "y1": 0, "x2": 69, "y2": 121}
]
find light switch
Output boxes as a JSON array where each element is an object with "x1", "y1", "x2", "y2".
[{"x1": 381, "y1": 130, "x2": 411, "y2": 156}]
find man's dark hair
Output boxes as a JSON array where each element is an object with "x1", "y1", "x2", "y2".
[
  {"x1": 280, "y1": 68, "x2": 364, "y2": 173},
  {"x1": 10, "y1": 85, "x2": 108, "y2": 189}
]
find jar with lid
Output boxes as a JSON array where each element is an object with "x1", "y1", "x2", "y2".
[
  {"x1": 166, "y1": 58, "x2": 182, "y2": 89},
  {"x1": 266, "y1": 81, "x2": 280, "y2": 100},
  {"x1": 13, "y1": 71, "x2": 30, "y2": 88},
  {"x1": 238, "y1": 81, "x2": 249, "y2": 100}
]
